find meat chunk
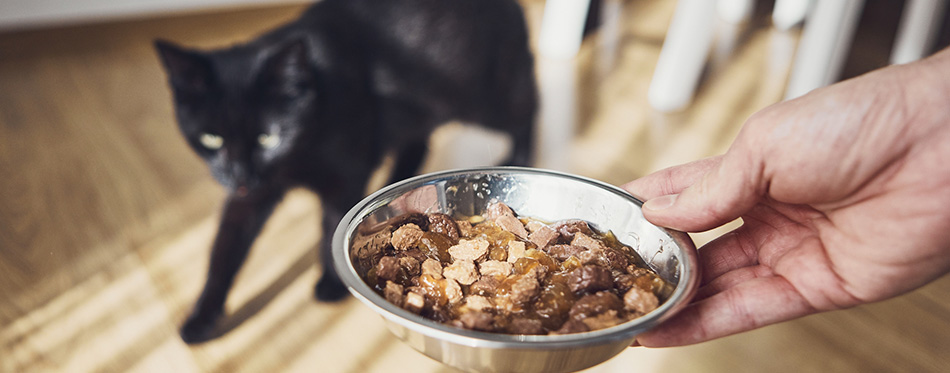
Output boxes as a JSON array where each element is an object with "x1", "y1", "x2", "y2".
[
  {"x1": 391, "y1": 223, "x2": 424, "y2": 250},
  {"x1": 376, "y1": 256, "x2": 402, "y2": 282},
  {"x1": 494, "y1": 215, "x2": 528, "y2": 239},
  {"x1": 479, "y1": 260, "x2": 513, "y2": 277},
  {"x1": 555, "y1": 220, "x2": 593, "y2": 241},
  {"x1": 569, "y1": 291, "x2": 623, "y2": 320},
  {"x1": 463, "y1": 295, "x2": 493, "y2": 312},
  {"x1": 459, "y1": 311, "x2": 494, "y2": 331},
  {"x1": 508, "y1": 318, "x2": 544, "y2": 335},
  {"x1": 427, "y1": 213, "x2": 460, "y2": 241},
  {"x1": 389, "y1": 212, "x2": 429, "y2": 231},
  {"x1": 487, "y1": 201, "x2": 517, "y2": 220},
  {"x1": 443, "y1": 259, "x2": 479, "y2": 285},
  {"x1": 448, "y1": 238, "x2": 490, "y2": 262},
  {"x1": 528, "y1": 225, "x2": 559, "y2": 250},
  {"x1": 571, "y1": 232, "x2": 606, "y2": 251},
  {"x1": 444, "y1": 278, "x2": 463, "y2": 304},
  {"x1": 570, "y1": 233, "x2": 620, "y2": 268},
  {"x1": 623, "y1": 287, "x2": 659, "y2": 314},
  {"x1": 487, "y1": 202, "x2": 528, "y2": 238},
  {"x1": 545, "y1": 244, "x2": 586, "y2": 261},
  {"x1": 421, "y1": 258, "x2": 443, "y2": 279},
  {"x1": 456, "y1": 220, "x2": 473, "y2": 237},
  {"x1": 613, "y1": 273, "x2": 637, "y2": 293},
  {"x1": 580, "y1": 310, "x2": 624, "y2": 330},
  {"x1": 567, "y1": 265, "x2": 613, "y2": 294},
  {"x1": 384, "y1": 281, "x2": 404, "y2": 307},
  {"x1": 398, "y1": 256, "x2": 421, "y2": 276},
  {"x1": 525, "y1": 220, "x2": 547, "y2": 234},
  {"x1": 524, "y1": 260, "x2": 549, "y2": 281},
  {"x1": 603, "y1": 248, "x2": 630, "y2": 270},
  {"x1": 400, "y1": 248, "x2": 429, "y2": 264},
  {"x1": 404, "y1": 291, "x2": 426, "y2": 313},
  {"x1": 553, "y1": 319, "x2": 590, "y2": 334},
  {"x1": 507, "y1": 240, "x2": 526, "y2": 263},
  {"x1": 471, "y1": 276, "x2": 500, "y2": 296},
  {"x1": 577, "y1": 248, "x2": 608, "y2": 267},
  {"x1": 627, "y1": 266, "x2": 652, "y2": 276},
  {"x1": 509, "y1": 274, "x2": 540, "y2": 304}
]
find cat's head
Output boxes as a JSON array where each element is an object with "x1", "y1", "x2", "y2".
[{"x1": 155, "y1": 38, "x2": 318, "y2": 196}]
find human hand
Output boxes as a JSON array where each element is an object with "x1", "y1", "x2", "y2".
[{"x1": 623, "y1": 49, "x2": 950, "y2": 347}]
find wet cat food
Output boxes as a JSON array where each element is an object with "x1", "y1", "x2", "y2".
[{"x1": 350, "y1": 202, "x2": 671, "y2": 335}]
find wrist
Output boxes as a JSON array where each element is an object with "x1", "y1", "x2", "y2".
[{"x1": 892, "y1": 48, "x2": 950, "y2": 135}]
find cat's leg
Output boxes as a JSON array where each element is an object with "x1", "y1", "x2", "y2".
[
  {"x1": 482, "y1": 44, "x2": 537, "y2": 167},
  {"x1": 313, "y1": 199, "x2": 350, "y2": 301},
  {"x1": 492, "y1": 22, "x2": 539, "y2": 168},
  {"x1": 504, "y1": 110, "x2": 535, "y2": 167},
  {"x1": 499, "y1": 74, "x2": 538, "y2": 168},
  {"x1": 387, "y1": 140, "x2": 428, "y2": 185},
  {"x1": 380, "y1": 98, "x2": 432, "y2": 185},
  {"x1": 180, "y1": 188, "x2": 284, "y2": 344},
  {"x1": 313, "y1": 183, "x2": 369, "y2": 301}
]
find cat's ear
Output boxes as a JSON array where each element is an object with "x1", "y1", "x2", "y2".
[
  {"x1": 261, "y1": 38, "x2": 314, "y2": 99},
  {"x1": 154, "y1": 39, "x2": 214, "y2": 95}
]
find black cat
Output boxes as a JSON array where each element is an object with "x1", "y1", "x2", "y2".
[{"x1": 155, "y1": 0, "x2": 537, "y2": 344}]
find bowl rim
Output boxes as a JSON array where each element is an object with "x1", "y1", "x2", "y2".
[{"x1": 332, "y1": 166, "x2": 700, "y2": 349}]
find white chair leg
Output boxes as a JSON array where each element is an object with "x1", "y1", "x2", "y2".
[
  {"x1": 538, "y1": 0, "x2": 593, "y2": 59},
  {"x1": 647, "y1": 0, "x2": 717, "y2": 112},
  {"x1": 784, "y1": 0, "x2": 865, "y2": 100},
  {"x1": 536, "y1": 58, "x2": 577, "y2": 171},
  {"x1": 772, "y1": 0, "x2": 814, "y2": 31},
  {"x1": 596, "y1": 0, "x2": 623, "y2": 77},
  {"x1": 717, "y1": 0, "x2": 754, "y2": 25},
  {"x1": 890, "y1": 0, "x2": 947, "y2": 64},
  {"x1": 711, "y1": 0, "x2": 755, "y2": 68}
]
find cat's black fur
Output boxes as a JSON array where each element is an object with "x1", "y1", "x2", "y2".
[{"x1": 155, "y1": 0, "x2": 537, "y2": 344}]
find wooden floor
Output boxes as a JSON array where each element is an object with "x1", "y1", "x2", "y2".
[{"x1": 2, "y1": 1, "x2": 949, "y2": 372}]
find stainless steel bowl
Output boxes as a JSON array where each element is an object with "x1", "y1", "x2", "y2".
[{"x1": 333, "y1": 167, "x2": 700, "y2": 373}]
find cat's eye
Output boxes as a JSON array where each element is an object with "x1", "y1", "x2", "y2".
[
  {"x1": 199, "y1": 133, "x2": 224, "y2": 150},
  {"x1": 258, "y1": 133, "x2": 281, "y2": 149}
]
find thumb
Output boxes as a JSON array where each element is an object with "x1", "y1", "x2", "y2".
[{"x1": 641, "y1": 151, "x2": 763, "y2": 232}]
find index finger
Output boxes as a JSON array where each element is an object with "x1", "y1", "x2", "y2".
[{"x1": 621, "y1": 156, "x2": 723, "y2": 200}]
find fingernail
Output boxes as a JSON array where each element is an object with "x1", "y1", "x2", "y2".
[{"x1": 644, "y1": 194, "x2": 677, "y2": 211}]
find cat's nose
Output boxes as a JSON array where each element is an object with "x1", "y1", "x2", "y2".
[
  {"x1": 229, "y1": 163, "x2": 250, "y2": 187},
  {"x1": 236, "y1": 186, "x2": 249, "y2": 197}
]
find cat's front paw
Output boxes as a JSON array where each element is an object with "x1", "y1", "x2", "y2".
[
  {"x1": 180, "y1": 311, "x2": 221, "y2": 344},
  {"x1": 314, "y1": 276, "x2": 349, "y2": 302}
]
